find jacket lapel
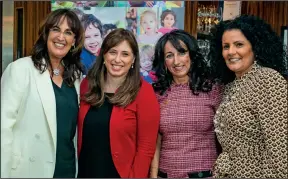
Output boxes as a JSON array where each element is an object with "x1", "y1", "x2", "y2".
[
  {"x1": 34, "y1": 68, "x2": 57, "y2": 153},
  {"x1": 74, "y1": 78, "x2": 80, "y2": 104}
]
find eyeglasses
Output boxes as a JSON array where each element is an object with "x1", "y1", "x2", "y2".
[{"x1": 49, "y1": 27, "x2": 75, "y2": 38}]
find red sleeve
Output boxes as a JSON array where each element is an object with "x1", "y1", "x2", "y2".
[
  {"x1": 77, "y1": 77, "x2": 88, "y2": 157},
  {"x1": 129, "y1": 81, "x2": 160, "y2": 178},
  {"x1": 79, "y1": 77, "x2": 88, "y2": 97}
]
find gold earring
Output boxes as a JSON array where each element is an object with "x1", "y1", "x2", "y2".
[{"x1": 103, "y1": 61, "x2": 105, "y2": 65}]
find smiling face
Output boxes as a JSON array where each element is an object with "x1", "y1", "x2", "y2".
[
  {"x1": 164, "y1": 40, "x2": 190, "y2": 84},
  {"x1": 163, "y1": 14, "x2": 175, "y2": 28},
  {"x1": 47, "y1": 16, "x2": 75, "y2": 60},
  {"x1": 104, "y1": 40, "x2": 135, "y2": 80},
  {"x1": 141, "y1": 13, "x2": 157, "y2": 35},
  {"x1": 84, "y1": 23, "x2": 103, "y2": 56},
  {"x1": 222, "y1": 29, "x2": 255, "y2": 78},
  {"x1": 140, "y1": 53, "x2": 153, "y2": 72}
]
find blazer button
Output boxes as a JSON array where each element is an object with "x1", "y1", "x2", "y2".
[
  {"x1": 35, "y1": 134, "x2": 40, "y2": 139},
  {"x1": 113, "y1": 153, "x2": 118, "y2": 158},
  {"x1": 29, "y1": 157, "x2": 36, "y2": 162}
]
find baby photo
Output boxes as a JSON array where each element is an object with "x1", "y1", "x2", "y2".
[
  {"x1": 158, "y1": 7, "x2": 185, "y2": 34},
  {"x1": 139, "y1": 44, "x2": 157, "y2": 83},
  {"x1": 137, "y1": 8, "x2": 163, "y2": 45},
  {"x1": 158, "y1": 9, "x2": 178, "y2": 34}
]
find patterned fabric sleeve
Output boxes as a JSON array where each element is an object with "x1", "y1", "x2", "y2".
[
  {"x1": 210, "y1": 84, "x2": 224, "y2": 112},
  {"x1": 155, "y1": 92, "x2": 167, "y2": 110},
  {"x1": 256, "y1": 69, "x2": 288, "y2": 178}
]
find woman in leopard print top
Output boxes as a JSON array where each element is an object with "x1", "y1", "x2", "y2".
[{"x1": 208, "y1": 15, "x2": 288, "y2": 178}]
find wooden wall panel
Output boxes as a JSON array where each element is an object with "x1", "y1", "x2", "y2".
[
  {"x1": 184, "y1": 1, "x2": 198, "y2": 37},
  {"x1": 14, "y1": 1, "x2": 51, "y2": 60},
  {"x1": 241, "y1": 1, "x2": 288, "y2": 36}
]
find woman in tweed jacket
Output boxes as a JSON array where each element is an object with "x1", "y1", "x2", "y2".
[
  {"x1": 209, "y1": 15, "x2": 288, "y2": 178},
  {"x1": 150, "y1": 30, "x2": 222, "y2": 178}
]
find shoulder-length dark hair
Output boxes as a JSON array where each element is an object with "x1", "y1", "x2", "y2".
[
  {"x1": 84, "y1": 28, "x2": 141, "y2": 107},
  {"x1": 31, "y1": 8, "x2": 84, "y2": 86},
  {"x1": 153, "y1": 29, "x2": 212, "y2": 95},
  {"x1": 209, "y1": 15, "x2": 288, "y2": 84}
]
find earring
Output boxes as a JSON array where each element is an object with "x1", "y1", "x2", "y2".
[
  {"x1": 70, "y1": 45, "x2": 75, "y2": 52},
  {"x1": 103, "y1": 61, "x2": 105, "y2": 65},
  {"x1": 131, "y1": 64, "x2": 134, "y2": 69}
]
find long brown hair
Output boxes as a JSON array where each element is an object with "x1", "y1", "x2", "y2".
[
  {"x1": 31, "y1": 9, "x2": 84, "y2": 86},
  {"x1": 84, "y1": 28, "x2": 141, "y2": 107}
]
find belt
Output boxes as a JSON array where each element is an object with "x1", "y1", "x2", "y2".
[{"x1": 158, "y1": 170, "x2": 212, "y2": 178}]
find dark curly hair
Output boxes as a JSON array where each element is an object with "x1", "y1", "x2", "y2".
[
  {"x1": 209, "y1": 15, "x2": 288, "y2": 84},
  {"x1": 152, "y1": 29, "x2": 213, "y2": 95},
  {"x1": 31, "y1": 8, "x2": 84, "y2": 86}
]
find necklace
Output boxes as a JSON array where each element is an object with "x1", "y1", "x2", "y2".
[
  {"x1": 52, "y1": 62, "x2": 62, "y2": 76},
  {"x1": 53, "y1": 68, "x2": 60, "y2": 76}
]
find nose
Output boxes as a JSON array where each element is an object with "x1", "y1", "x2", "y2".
[
  {"x1": 173, "y1": 54, "x2": 180, "y2": 65},
  {"x1": 115, "y1": 54, "x2": 121, "y2": 63},
  {"x1": 228, "y1": 46, "x2": 236, "y2": 56},
  {"x1": 57, "y1": 32, "x2": 65, "y2": 41}
]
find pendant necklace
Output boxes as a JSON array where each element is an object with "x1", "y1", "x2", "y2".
[{"x1": 52, "y1": 62, "x2": 62, "y2": 76}]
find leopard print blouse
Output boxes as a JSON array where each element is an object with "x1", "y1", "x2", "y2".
[{"x1": 213, "y1": 64, "x2": 288, "y2": 178}]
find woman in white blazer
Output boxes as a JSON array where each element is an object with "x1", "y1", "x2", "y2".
[{"x1": 1, "y1": 9, "x2": 84, "y2": 178}]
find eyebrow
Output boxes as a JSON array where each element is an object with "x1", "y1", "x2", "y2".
[
  {"x1": 52, "y1": 25, "x2": 72, "y2": 31},
  {"x1": 164, "y1": 51, "x2": 173, "y2": 55},
  {"x1": 223, "y1": 40, "x2": 245, "y2": 44},
  {"x1": 121, "y1": 50, "x2": 130, "y2": 53},
  {"x1": 110, "y1": 49, "x2": 131, "y2": 53}
]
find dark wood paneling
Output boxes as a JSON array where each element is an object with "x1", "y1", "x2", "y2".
[
  {"x1": 241, "y1": 1, "x2": 288, "y2": 35},
  {"x1": 14, "y1": 1, "x2": 51, "y2": 60},
  {"x1": 184, "y1": 1, "x2": 198, "y2": 37}
]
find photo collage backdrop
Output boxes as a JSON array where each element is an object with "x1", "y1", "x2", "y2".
[{"x1": 51, "y1": 1, "x2": 185, "y2": 83}]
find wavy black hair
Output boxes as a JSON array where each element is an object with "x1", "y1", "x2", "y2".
[
  {"x1": 152, "y1": 29, "x2": 213, "y2": 95},
  {"x1": 31, "y1": 8, "x2": 84, "y2": 86},
  {"x1": 209, "y1": 15, "x2": 288, "y2": 84}
]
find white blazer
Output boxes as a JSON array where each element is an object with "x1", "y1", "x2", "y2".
[{"x1": 1, "y1": 57, "x2": 81, "y2": 178}]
